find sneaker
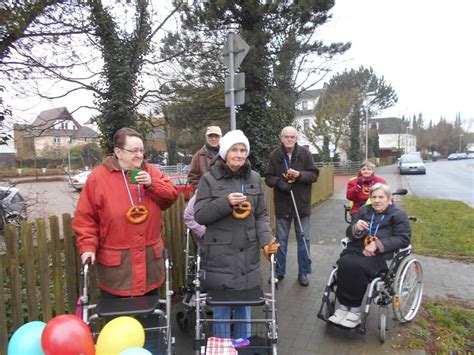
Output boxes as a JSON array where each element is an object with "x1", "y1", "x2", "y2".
[
  {"x1": 328, "y1": 309, "x2": 348, "y2": 325},
  {"x1": 339, "y1": 311, "x2": 361, "y2": 328},
  {"x1": 298, "y1": 273, "x2": 309, "y2": 286}
]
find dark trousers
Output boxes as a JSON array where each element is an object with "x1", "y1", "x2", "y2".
[{"x1": 336, "y1": 250, "x2": 388, "y2": 307}]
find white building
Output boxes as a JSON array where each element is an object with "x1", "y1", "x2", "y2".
[
  {"x1": 369, "y1": 117, "x2": 417, "y2": 157},
  {"x1": 294, "y1": 89, "x2": 321, "y2": 154}
]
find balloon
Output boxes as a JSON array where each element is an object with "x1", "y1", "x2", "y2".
[
  {"x1": 41, "y1": 314, "x2": 95, "y2": 355},
  {"x1": 8, "y1": 321, "x2": 46, "y2": 355},
  {"x1": 120, "y1": 348, "x2": 152, "y2": 355},
  {"x1": 96, "y1": 316, "x2": 145, "y2": 355}
]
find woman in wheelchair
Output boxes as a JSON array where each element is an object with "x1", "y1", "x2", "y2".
[{"x1": 329, "y1": 183, "x2": 411, "y2": 328}]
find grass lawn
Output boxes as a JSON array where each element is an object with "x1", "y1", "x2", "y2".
[
  {"x1": 397, "y1": 298, "x2": 474, "y2": 354},
  {"x1": 402, "y1": 197, "x2": 474, "y2": 261}
]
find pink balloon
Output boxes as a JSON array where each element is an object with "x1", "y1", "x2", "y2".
[{"x1": 41, "y1": 315, "x2": 95, "y2": 355}]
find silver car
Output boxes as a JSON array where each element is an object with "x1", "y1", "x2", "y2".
[
  {"x1": 0, "y1": 186, "x2": 28, "y2": 226},
  {"x1": 399, "y1": 155, "x2": 426, "y2": 175}
]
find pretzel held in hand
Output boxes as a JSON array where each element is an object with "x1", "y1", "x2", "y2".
[{"x1": 232, "y1": 201, "x2": 252, "y2": 219}]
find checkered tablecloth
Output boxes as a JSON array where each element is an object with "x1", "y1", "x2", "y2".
[{"x1": 205, "y1": 337, "x2": 237, "y2": 355}]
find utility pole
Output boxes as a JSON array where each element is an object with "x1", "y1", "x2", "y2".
[{"x1": 365, "y1": 105, "x2": 369, "y2": 161}]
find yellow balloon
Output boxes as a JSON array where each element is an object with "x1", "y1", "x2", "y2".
[{"x1": 96, "y1": 316, "x2": 145, "y2": 355}]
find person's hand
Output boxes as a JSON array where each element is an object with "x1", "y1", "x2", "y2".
[
  {"x1": 354, "y1": 219, "x2": 369, "y2": 233},
  {"x1": 363, "y1": 241, "x2": 377, "y2": 256},
  {"x1": 287, "y1": 168, "x2": 300, "y2": 179},
  {"x1": 276, "y1": 179, "x2": 291, "y2": 192},
  {"x1": 81, "y1": 252, "x2": 95, "y2": 265},
  {"x1": 357, "y1": 177, "x2": 365, "y2": 188},
  {"x1": 228, "y1": 192, "x2": 247, "y2": 206},
  {"x1": 135, "y1": 171, "x2": 152, "y2": 188},
  {"x1": 263, "y1": 237, "x2": 280, "y2": 261}
]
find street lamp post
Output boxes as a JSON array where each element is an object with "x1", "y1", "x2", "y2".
[
  {"x1": 365, "y1": 105, "x2": 369, "y2": 161},
  {"x1": 459, "y1": 134, "x2": 463, "y2": 152}
]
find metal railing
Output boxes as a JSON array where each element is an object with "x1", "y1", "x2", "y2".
[
  {"x1": 151, "y1": 164, "x2": 190, "y2": 176},
  {"x1": 315, "y1": 161, "x2": 361, "y2": 176}
]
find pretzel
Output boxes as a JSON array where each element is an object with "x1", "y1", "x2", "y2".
[
  {"x1": 282, "y1": 172, "x2": 296, "y2": 184},
  {"x1": 126, "y1": 205, "x2": 149, "y2": 224},
  {"x1": 232, "y1": 201, "x2": 252, "y2": 219},
  {"x1": 364, "y1": 235, "x2": 378, "y2": 246}
]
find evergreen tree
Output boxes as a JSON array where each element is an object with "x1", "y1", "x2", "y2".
[{"x1": 160, "y1": 0, "x2": 349, "y2": 172}]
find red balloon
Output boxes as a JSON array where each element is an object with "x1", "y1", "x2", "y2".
[{"x1": 41, "y1": 314, "x2": 95, "y2": 355}]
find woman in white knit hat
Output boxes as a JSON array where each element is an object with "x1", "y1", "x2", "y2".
[{"x1": 194, "y1": 129, "x2": 279, "y2": 339}]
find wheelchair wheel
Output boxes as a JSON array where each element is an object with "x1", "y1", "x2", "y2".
[
  {"x1": 378, "y1": 306, "x2": 387, "y2": 343},
  {"x1": 392, "y1": 256, "x2": 423, "y2": 323}
]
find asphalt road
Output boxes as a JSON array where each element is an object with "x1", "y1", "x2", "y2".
[
  {"x1": 377, "y1": 159, "x2": 474, "y2": 207},
  {"x1": 13, "y1": 180, "x2": 79, "y2": 220}
]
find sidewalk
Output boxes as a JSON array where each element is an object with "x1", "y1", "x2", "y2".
[{"x1": 173, "y1": 174, "x2": 473, "y2": 354}]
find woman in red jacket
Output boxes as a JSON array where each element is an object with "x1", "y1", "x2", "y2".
[
  {"x1": 73, "y1": 127, "x2": 179, "y2": 297},
  {"x1": 346, "y1": 161, "x2": 387, "y2": 217}
]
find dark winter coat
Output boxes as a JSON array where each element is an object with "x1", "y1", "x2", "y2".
[
  {"x1": 194, "y1": 158, "x2": 273, "y2": 291},
  {"x1": 346, "y1": 204, "x2": 411, "y2": 257},
  {"x1": 264, "y1": 143, "x2": 319, "y2": 217}
]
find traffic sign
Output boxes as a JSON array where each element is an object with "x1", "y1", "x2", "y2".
[
  {"x1": 219, "y1": 33, "x2": 250, "y2": 70},
  {"x1": 225, "y1": 73, "x2": 245, "y2": 107}
]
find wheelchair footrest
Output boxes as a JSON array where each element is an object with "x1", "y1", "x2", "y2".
[
  {"x1": 206, "y1": 288, "x2": 265, "y2": 306},
  {"x1": 96, "y1": 295, "x2": 160, "y2": 317}
]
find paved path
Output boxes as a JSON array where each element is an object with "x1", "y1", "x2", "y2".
[{"x1": 173, "y1": 173, "x2": 473, "y2": 354}]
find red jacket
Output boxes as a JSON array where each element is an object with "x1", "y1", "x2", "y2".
[
  {"x1": 73, "y1": 156, "x2": 178, "y2": 296},
  {"x1": 346, "y1": 173, "x2": 387, "y2": 215}
]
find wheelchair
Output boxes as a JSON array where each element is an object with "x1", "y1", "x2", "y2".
[
  {"x1": 317, "y1": 237, "x2": 423, "y2": 342},
  {"x1": 193, "y1": 253, "x2": 278, "y2": 354},
  {"x1": 77, "y1": 251, "x2": 175, "y2": 354}
]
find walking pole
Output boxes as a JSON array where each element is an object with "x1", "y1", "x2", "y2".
[{"x1": 289, "y1": 188, "x2": 312, "y2": 264}]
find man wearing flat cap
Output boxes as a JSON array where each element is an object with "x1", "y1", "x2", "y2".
[{"x1": 188, "y1": 126, "x2": 222, "y2": 190}]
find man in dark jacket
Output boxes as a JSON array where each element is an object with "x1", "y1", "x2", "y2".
[
  {"x1": 264, "y1": 126, "x2": 319, "y2": 286},
  {"x1": 188, "y1": 126, "x2": 222, "y2": 190}
]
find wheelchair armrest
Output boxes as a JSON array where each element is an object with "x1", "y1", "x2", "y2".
[{"x1": 206, "y1": 288, "x2": 265, "y2": 307}]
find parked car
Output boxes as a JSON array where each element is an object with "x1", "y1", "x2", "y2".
[
  {"x1": 169, "y1": 175, "x2": 192, "y2": 201},
  {"x1": 0, "y1": 186, "x2": 28, "y2": 227},
  {"x1": 467, "y1": 152, "x2": 474, "y2": 159},
  {"x1": 447, "y1": 153, "x2": 460, "y2": 160},
  {"x1": 67, "y1": 170, "x2": 92, "y2": 191},
  {"x1": 399, "y1": 155, "x2": 426, "y2": 175}
]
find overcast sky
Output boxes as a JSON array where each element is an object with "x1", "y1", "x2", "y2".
[
  {"x1": 5, "y1": 0, "x2": 474, "y2": 129},
  {"x1": 317, "y1": 0, "x2": 474, "y2": 125}
]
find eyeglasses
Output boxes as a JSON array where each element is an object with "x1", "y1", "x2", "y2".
[{"x1": 121, "y1": 147, "x2": 145, "y2": 155}]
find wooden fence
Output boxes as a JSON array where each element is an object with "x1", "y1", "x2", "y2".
[{"x1": 0, "y1": 167, "x2": 333, "y2": 354}]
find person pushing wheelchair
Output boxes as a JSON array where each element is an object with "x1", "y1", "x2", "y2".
[{"x1": 328, "y1": 183, "x2": 411, "y2": 328}]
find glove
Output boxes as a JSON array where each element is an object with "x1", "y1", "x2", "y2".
[
  {"x1": 357, "y1": 177, "x2": 364, "y2": 188},
  {"x1": 263, "y1": 237, "x2": 280, "y2": 261},
  {"x1": 276, "y1": 178, "x2": 291, "y2": 192}
]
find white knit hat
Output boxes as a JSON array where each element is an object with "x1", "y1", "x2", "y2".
[{"x1": 218, "y1": 130, "x2": 250, "y2": 160}]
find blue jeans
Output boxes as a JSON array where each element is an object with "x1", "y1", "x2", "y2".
[
  {"x1": 275, "y1": 215, "x2": 312, "y2": 276},
  {"x1": 213, "y1": 306, "x2": 251, "y2": 339}
]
